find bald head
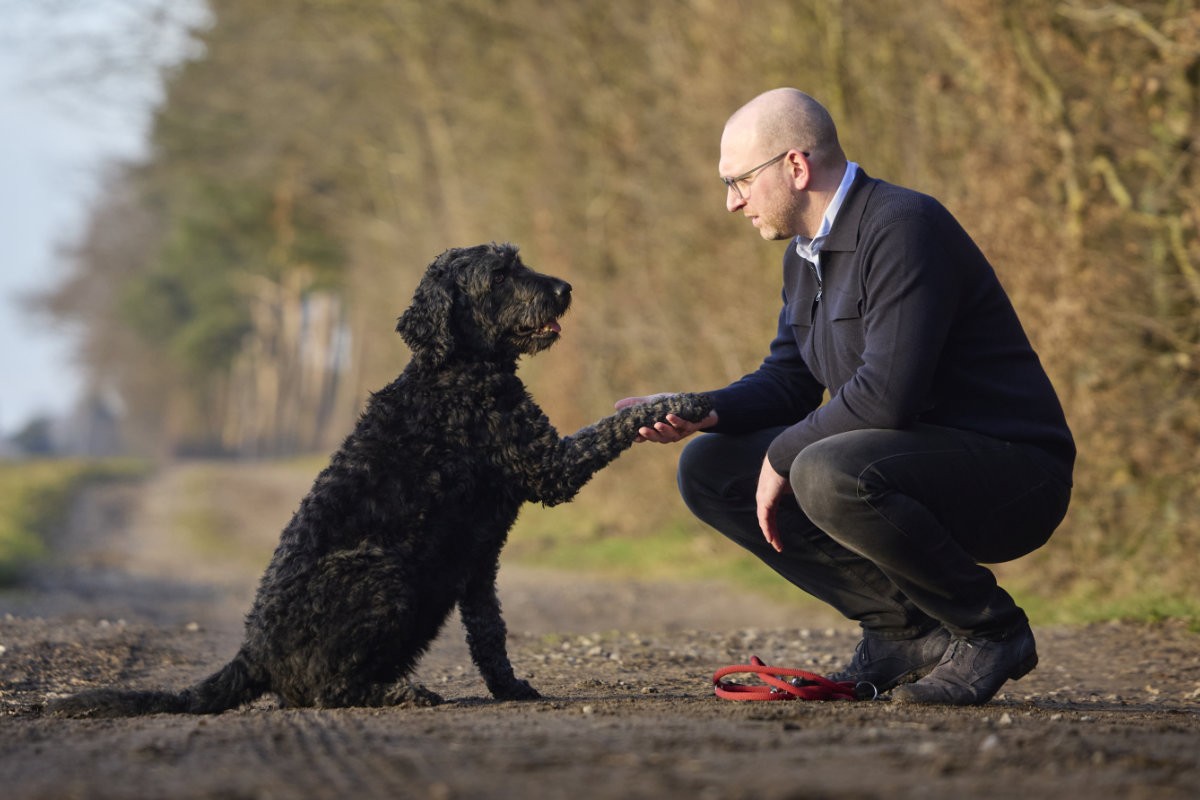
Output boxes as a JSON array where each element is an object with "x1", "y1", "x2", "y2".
[
  {"x1": 724, "y1": 88, "x2": 845, "y2": 168},
  {"x1": 719, "y1": 89, "x2": 850, "y2": 239}
]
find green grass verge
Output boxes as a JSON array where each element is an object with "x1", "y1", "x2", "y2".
[
  {"x1": 0, "y1": 458, "x2": 150, "y2": 584},
  {"x1": 1007, "y1": 580, "x2": 1200, "y2": 631},
  {"x1": 509, "y1": 503, "x2": 1200, "y2": 629},
  {"x1": 4, "y1": 455, "x2": 1194, "y2": 630},
  {"x1": 507, "y1": 504, "x2": 830, "y2": 611}
]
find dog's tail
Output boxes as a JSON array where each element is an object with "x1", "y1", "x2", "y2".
[{"x1": 46, "y1": 648, "x2": 267, "y2": 718}]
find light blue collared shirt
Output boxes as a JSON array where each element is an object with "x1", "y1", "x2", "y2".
[{"x1": 794, "y1": 161, "x2": 859, "y2": 282}]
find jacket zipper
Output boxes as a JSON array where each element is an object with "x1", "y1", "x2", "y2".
[{"x1": 809, "y1": 261, "x2": 823, "y2": 322}]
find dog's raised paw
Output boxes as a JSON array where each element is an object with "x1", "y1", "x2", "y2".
[{"x1": 670, "y1": 392, "x2": 713, "y2": 423}]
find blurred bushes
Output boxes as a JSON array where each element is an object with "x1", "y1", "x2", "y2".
[{"x1": 42, "y1": 0, "x2": 1200, "y2": 616}]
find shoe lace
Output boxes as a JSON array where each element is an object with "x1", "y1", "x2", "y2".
[
  {"x1": 939, "y1": 635, "x2": 970, "y2": 664},
  {"x1": 828, "y1": 639, "x2": 868, "y2": 681}
]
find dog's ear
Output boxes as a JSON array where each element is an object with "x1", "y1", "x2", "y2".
[
  {"x1": 397, "y1": 254, "x2": 457, "y2": 368},
  {"x1": 493, "y1": 241, "x2": 519, "y2": 268}
]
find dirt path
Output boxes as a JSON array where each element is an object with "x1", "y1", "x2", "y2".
[{"x1": 1, "y1": 462, "x2": 1198, "y2": 799}]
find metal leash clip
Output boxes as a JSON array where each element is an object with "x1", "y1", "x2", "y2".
[
  {"x1": 853, "y1": 681, "x2": 880, "y2": 701},
  {"x1": 790, "y1": 676, "x2": 879, "y2": 700}
]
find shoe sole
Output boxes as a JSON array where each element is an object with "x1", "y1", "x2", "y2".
[
  {"x1": 888, "y1": 651, "x2": 1040, "y2": 705},
  {"x1": 888, "y1": 658, "x2": 943, "y2": 690},
  {"x1": 833, "y1": 660, "x2": 933, "y2": 693}
]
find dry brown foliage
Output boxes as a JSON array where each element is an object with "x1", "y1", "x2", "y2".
[{"x1": 46, "y1": 0, "x2": 1200, "y2": 613}]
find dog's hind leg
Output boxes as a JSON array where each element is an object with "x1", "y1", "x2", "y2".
[
  {"x1": 326, "y1": 679, "x2": 444, "y2": 709},
  {"x1": 381, "y1": 679, "x2": 444, "y2": 708},
  {"x1": 459, "y1": 560, "x2": 541, "y2": 701}
]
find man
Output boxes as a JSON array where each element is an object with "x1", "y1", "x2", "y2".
[{"x1": 618, "y1": 88, "x2": 1074, "y2": 705}]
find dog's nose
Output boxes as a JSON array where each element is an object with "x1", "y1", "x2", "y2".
[{"x1": 554, "y1": 281, "x2": 572, "y2": 298}]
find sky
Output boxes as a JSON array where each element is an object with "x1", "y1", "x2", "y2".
[{"x1": 0, "y1": 1, "x2": 204, "y2": 436}]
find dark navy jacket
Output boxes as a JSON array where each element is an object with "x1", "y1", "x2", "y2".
[{"x1": 706, "y1": 169, "x2": 1076, "y2": 482}]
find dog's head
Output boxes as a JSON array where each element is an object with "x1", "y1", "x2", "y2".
[{"x1": 397, "y1": 242, "x2": 572, "y2": 369}]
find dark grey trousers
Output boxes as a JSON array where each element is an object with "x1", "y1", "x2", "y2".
[{"x1": 677, "y1": 425, "x2": 1071, "y2": 640}]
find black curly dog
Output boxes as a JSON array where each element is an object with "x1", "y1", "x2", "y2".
[{"x1": 48, "y1": 242, "x2": 711, "y2": 717}]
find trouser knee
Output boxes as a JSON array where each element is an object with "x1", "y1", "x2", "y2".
[
  {"x1": 789, "y1": 437, "x2": 862, "y2": 532},
  {"x1": 677, "y1": 434, "x2": 738, "y2": 521},
  {"x1": 677, "y1": 430, "x2": 781, "y2": 539}
]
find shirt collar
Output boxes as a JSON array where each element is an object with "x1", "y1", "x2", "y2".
[{"x1": 794, "y1": 161, "x2": 859, "y2": 262}]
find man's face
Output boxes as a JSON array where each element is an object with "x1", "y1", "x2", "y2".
[{"x1": 719, "y1": 122, "x2": 802, "y2": 241}]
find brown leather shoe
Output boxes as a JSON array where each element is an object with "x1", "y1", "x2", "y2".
[{"x1": 890, "y1": 623, "x2": 1038, "y2": 706}]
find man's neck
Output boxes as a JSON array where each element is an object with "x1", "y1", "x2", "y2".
[
  {"x1": 795, "y1": 161, "x2": 858, "y2": 259},
  {"x1": 798, "y1": 161, "x2": 849, "y2": 239}
]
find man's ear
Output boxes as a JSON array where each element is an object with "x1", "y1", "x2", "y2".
[{"x1": 786, "y1": 149, "x2": 812, "y2": 191}]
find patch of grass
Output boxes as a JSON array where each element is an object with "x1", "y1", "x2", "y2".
[
  {"x1": 173, "y1": 465, "x2": 244, "y2": 558},
  {"x1": 166, "y1": 460, "x2": 310, "y2": 568},
  {"x1": 507, "y1": 505, "x2": 823, "y2": 610},
  {"x1": 510, "y1": 502, "x2": 1200, "y2": 628},
  {"x1": 0, "y1": 458, "x2": 150, "y2": 584},
  {"x1": 1011, "y1": 582, "x2": 1200, "y2": 630}
]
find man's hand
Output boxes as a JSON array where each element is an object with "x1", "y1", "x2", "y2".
[
  {"x1": 614, "y1": 394, "x2": 718, "y2": 443},
  {"x1": 756, "y1": 455, "x2": 793, "y2": 552}
]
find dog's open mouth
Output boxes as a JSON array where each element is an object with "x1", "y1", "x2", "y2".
[{"x1": 518, "y1": 320, "x2": 562, "y2": 338}]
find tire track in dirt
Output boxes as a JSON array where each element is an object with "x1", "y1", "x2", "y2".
[
  {"x1": 259, "y1": 712, "x2": 415, "y2": 798},
  {"x1": 2, "y1": 462, "x2": 1199, "y2": 799}
]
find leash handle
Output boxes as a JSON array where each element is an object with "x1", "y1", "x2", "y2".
[{"x1": 713, "y1": 655, "x2": 859, "y2": 701}]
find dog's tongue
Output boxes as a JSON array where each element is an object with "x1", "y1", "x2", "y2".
[{"x1": 547, "y1": 321, "x2": 562, "y2": 334}]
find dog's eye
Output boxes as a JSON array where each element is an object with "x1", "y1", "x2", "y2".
[{"x1": 492, "y1": 271, "x2": 507, "y2": 286}]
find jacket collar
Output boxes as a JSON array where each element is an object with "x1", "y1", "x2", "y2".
[{"x1": 822, "y1": 167, "x2": 877, "y2": 253}]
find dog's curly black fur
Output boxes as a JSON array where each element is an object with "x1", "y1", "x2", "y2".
[{"x1": 48, "y1": 242, "x2": 711, "y2": 716}]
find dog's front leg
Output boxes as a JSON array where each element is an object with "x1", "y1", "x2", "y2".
[
  {"x1": 459, "y1": 561, "x2": 541, "y2": 701},
  {"x1": 524, "y1": 392, "x2": 712, "y2": 506}
]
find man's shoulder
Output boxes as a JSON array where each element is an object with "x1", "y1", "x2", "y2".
[
  {"x1": 856, "y1": 173, "x2": 945, "y2": 222},
  {"x1": 828, "y1": 169, "x2": 957, "y2": 252},
  {"x1": 848, "y1": 181, "x2": 961, "y2": 256}
]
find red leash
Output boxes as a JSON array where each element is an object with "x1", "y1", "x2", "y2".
[{"x1": 713, "y1": 655, "x2": 873, "y2": 701}]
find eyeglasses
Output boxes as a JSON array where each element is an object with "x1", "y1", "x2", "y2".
[{"x1": 722, "y1": 150, "x2": 808, "y2": 201}]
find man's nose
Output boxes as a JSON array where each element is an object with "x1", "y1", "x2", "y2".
[{"x1": 726, "y1": 186, "x2": 747, "y2": 213}]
